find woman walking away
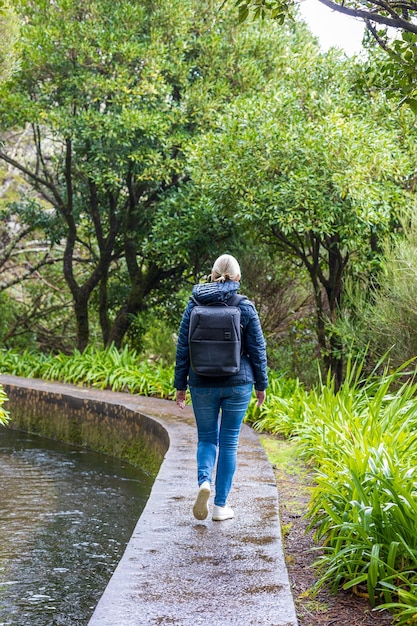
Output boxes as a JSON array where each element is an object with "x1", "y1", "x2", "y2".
[{"x1": 174, "y1": 254, "x2": 268, "y2": 522}]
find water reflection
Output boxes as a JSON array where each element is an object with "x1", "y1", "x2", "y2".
[{"x1": 0, "y1": 426, "x2": 153, "y2": 625}]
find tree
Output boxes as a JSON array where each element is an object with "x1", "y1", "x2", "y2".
[
  {"x1": 187, "y1": 48, "x2": 417, "y2": 385},
  {"x1": 0, "y1": 0, "x2": 290, "y2": 350},
  {"x1": 228, "y1": 0, "x2": 417, "y2": 111}
]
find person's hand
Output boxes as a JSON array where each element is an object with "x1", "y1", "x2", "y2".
[
  {"x1": 255, "y1": 389, "x2": 266, "y2": 407},
  {"x1": 176, "y1": 389, "x2": 187, "y2": 410}
]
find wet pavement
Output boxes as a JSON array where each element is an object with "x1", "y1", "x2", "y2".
[{"x1": 0, "y1": 376, "x2": 298, "y2": 626}]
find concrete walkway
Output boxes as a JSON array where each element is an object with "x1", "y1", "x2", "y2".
[{"x1": 0, "y1": 376, "x2": 298, "y2": 626}]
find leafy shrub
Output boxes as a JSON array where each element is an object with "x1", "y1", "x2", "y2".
[
  {"x1": 267, "y1": 316, "x2": 320, "y2": 387},
  {"x1": 138, "y1": 314, "x2": 177, "y2": 367},
  {"x1": 335, "y1": 226, "x2": 417, "y2": 373},
  {"x1": 0, "y1": 385, "x2": 9, "y2": 424},
  {"x1": 0, "y1": 345, "x2": 175, "y2": 399},
  {"x1": 246, "y1": 356, "x2": 417, "y2": 622},
  {"x1": 245, "y1": 369, "x2": 307, "y2": 437},
  {"x1": 296, "y1": 359, "x2": 417, "y2": 622}
]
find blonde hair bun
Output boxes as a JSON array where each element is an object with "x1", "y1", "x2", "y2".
[{"x1": 211, "y1": 254, "x2": 241, "y2": 283}]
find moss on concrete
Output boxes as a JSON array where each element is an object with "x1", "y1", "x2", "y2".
[{"x1": 2, "y1": 384, "x2": 168, "y2": 478}]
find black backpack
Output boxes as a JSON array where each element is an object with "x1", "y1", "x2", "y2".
[{"x1": 188, "y1": 294, "x2": 246, "y2": 377}]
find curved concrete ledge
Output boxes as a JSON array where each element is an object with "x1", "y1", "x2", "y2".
[{"x1": 0, "y1": 375, "x2": 298, "y2": 626}]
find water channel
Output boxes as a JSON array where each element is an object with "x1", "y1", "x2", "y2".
[{"x1": 0, "y1": 426, "x2": 154, "y2": 626}]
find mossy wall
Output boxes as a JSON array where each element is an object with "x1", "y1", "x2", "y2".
[{"x1": 2, "y1": 384, "x2": 169, "y2": 478}]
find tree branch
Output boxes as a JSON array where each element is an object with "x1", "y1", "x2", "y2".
[
  {"x1": 316, "y1": 0, "x2": 417, "y2": 33},
  {"x1": 0, "y1": 150, "x2": 64, "y2": 208},
  {"x1": 0, "y1": 253, "x2": 58, "y2": 291},
  {"x1": 0, "y1": 225, "x2": 33, "y2": 268}
]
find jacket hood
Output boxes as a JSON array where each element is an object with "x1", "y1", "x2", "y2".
[{"x1": 191, "y1": 280, "x2": 240, "y2": 304}]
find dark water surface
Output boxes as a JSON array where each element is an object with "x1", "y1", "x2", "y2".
[{"x1": 0, "y1": 426, "x2": 154, "y2": 625}]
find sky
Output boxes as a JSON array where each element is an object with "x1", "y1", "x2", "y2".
[{"x1": 298, "y1": 0, "x2": 366, "y2": 55}]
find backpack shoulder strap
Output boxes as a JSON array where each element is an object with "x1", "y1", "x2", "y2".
[{"x1": 227, "y1": 294, "x2": 247, "y2": 307}]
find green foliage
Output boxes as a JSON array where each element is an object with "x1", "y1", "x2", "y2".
[
  {"x1": 305, "y1": 368, "x2": 417, "y2": 617},
  {"x1": 136, "y1": 314, "x2": 177, "y2": 367},
  {"x1": 229, "y1": 0, "x2": 417, "y2": 40},
  {"x1": 0, "y1": 266, "x2": 77, "y2": 353},
  {"x1": 190, "y1": 58, "x2": 416, "y2": 247},
  {"x1": 361, "y1": 30, "x2": 417, "y2": 114},
  {"x1": 245, "y1": 354, "x2": 417, "y2": 621},
  {"x1": 0, "y1": 384, "x2": 9, "y2": 424},
  {"x1": 0, "y1": 345, "x2": 175, "y2": 399},
  {"x1": 334, "y1": 217, "x2": 417, "y2": 371},
  {"x1": 0, "y1": 1, "x2": 20, "y2": 82},
  {"x1": 267, "y1": 315, "x2": 319, "y2": 386},
  {"x1": 231, "y1": 0, "x2": 292, "y2": 23},
  {"x1": 256, "y1": 358, "x2": 417, "y2": 621},
  {"x1": 0, "y1": 0, "x2": 307, "y2": 349},
  {"x1": 387, "y1": 32, "x2": 417, "y2": 112},
  {"x1": 245, "y1": 369, "x2": 307, "y2": 436}
]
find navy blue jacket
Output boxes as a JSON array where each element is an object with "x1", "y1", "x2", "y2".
[{"x1": 174, "y1": 280, "x2": 268, "y2": 391}]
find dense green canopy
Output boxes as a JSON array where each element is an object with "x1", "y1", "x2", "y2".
[{"x1": 0, "y1": 0, "x2": 302, "y2": 350}]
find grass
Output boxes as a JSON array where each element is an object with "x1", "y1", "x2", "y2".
[{"x1": 0, "y1": 345, "x2": 175, "y2": 399}]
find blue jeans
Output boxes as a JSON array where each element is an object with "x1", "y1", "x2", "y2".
[{"x1": 190, "y1": 384, "x2": 253, "y2": 507}]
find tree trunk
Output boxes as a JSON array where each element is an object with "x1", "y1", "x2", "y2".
[
  {"x1": 322, "y1": 235, "x2": 346, "y2": 390},
  {"x1": 74, "y1": 295, "x2": 90, "y2": 352},
  {"x1": 106, "y1": 302, "x2": 141, "y2": 349},
  {"x1": 311, "y1": 280, "x2": 329, "y2": 382},
  {"x1": 326, "y1": 334, "x2": 344, "y2": 391},
  {"x1": 106, "y1": 268, "x2": 158, "y2": 348},
  {"x1": 106, "y1": 262, "x2": 178, "y2": 348},
  {"x1": 99, "y1": 273, "x2": 110, "y2": 346},
  {"x1": 306, "y1": 233, "x2": 346, "y2": 390}
]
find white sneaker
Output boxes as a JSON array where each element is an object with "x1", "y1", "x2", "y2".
[
  {"x1": 212, "y1": 504, "x2": 234, "y2": 521},
  {"x1": 193, "y1": 481, "x2": 211, "y2": 520}
]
